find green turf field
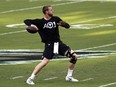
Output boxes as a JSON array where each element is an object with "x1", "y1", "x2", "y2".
[
  {"x1": 0, "y1": 0, "x2": 116, "y2": 87},
  {"x1": 0, "y1": 55, "x2": 116, "y2": 87}
]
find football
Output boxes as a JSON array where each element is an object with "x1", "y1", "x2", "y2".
[{"x1": 26, "y1": 24, "x2": 38, "y2": 34}]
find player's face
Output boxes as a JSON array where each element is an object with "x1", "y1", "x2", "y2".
[{"x1": 47, "y1": 7, "x2": 54, "y2": 17}]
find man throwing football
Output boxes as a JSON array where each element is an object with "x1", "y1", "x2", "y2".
[{"x1": 24, "y1": 5, "x2": 78, "y2": 85}]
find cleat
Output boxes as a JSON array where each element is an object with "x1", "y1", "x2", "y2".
[
  {"x1": 65, "y1": 76, "x2": 79, "y2": 82},
  {"x1": 26, "y1": 77, "x2": 35, "y2": 85}
]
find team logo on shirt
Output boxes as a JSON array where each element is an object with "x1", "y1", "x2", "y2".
[{"x1": 43, "y1": 22, "x2": 56, "y2": 29}]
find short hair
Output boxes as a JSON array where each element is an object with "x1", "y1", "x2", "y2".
[{"x1": 42, "y1": 5, "x2": 51, "y2": 14}]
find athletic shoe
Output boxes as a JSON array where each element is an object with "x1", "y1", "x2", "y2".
[
  {"x1": 65, "y1": 76, "x2": 79, "y2": 82},
  {"x1": 26, "y1": 77, "x2": 35, "y2": 85}
]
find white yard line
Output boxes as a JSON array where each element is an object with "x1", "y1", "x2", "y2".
[
  {"x1": 0, "y1": 30, "x2": 26, "y2": 36},
  {"x1": 10, "y1": 76, "x2": 24, "y2": 80},
  {"x1": 6, "y1": 23, "x2": 114, "y2": 29},
  {"x1": 78, "y1": 16, "x2": 116, "y2": 23},
  {"x1": 78, "y1": 43, "x2": 116, "y2": 51},
  {"x1": 0, "y1": 1, "x2": 83, "y2": 14},
  {"x1": 71, "y1": 24, "x2": 113, "y2": 29},
  {"x1": 6, "y1": 23, "x2": 25, "y2": 28},
  {"x1": 29, "y1": 0, "x2": 39, "y2": 2},
  {"x1": 80, "y1": 78, "x2": 94, "y2": 82},
  {"x1": 98, "y1": 82, "x2": 116, "y2": 87},
  {"x1": 44, "y1": 77, "x2": 58, "y2": 81}
]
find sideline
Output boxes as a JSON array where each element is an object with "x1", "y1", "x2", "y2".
[{"x1": 0, "y1": 50, "x2": 116, "y2": 65}]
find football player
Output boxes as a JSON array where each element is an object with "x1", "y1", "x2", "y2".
[{"x1": 24, "y1": 5, "x2": 78, "y2": 85}]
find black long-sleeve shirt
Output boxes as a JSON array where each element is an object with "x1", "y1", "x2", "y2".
[{"x1": 24, "y1": 16, "x2": 70, "y2": 43}]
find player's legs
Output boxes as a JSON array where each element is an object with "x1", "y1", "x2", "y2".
[
  {"x1": 26, "y1": 43, "x2": 54, "y2": 85},
  {"x1": 32, "y1": 57, "x2": 49, "y2": 75},
  {"x1": 65, "y1": 49, "x2": 78, "y2": 82},
  {"x1": 66, "y1": 50, "x2": 77, "y2": 69},
  {"x1": 26, "y1": 57, "x2": 49, "y2": 85},
  {"x1": 59, "y1": 42, "x2": 78, "y2": 82}
]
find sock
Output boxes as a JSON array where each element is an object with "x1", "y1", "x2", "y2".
[
  {"x1": 30, "y1": 73, "x2": 36, "y2": 80},
  {"x1": 67, "y1": 69, "x2": 73, "y2": 77}
]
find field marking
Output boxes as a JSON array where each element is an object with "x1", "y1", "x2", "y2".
[
  {"x1": 98, "y1": 82, "x2": 116, "y2": 87},
  {"x1": 29, "y1": 0, "x2": 39, "y2": 2},
  {"x1": 44, "y1": 77, "x2": 58, "y2": 81},
  {"x1": 6, "y1": 23, "x2": 114, "y2": 29},
  {"x1": 0, "y1": 1, "x2": 83, "y2": 14},
  {"x1": 10, "y1": 76, "x2": 24, "y2": 80},
  {"x1": 80, "y1": 78, "x2": 94, "y2": 82},
  {"x1": 78, "y1": 16, "x2": 116, "y2": 23},
  {"x1": 0, "y1": 30, "x2": 26, "y2": 36},
  {"x1": 3, "y1": 22, "x2": 115, "y2": 36},
  {"x1": 0, "y1": 60, "x2": 39, "y2": 65},
  {"x1": 0, "y1": 50, "x2": 116, "y2": 65},
  {"x1": 6, "y1": 23, "x2": 25, "y2": 28},
  {"x1": 78, "y1": 43, "x2": 116, "y2": 51},
  {"x1": 71, "y1": 24, "x2": 113, "y2": 29}
]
